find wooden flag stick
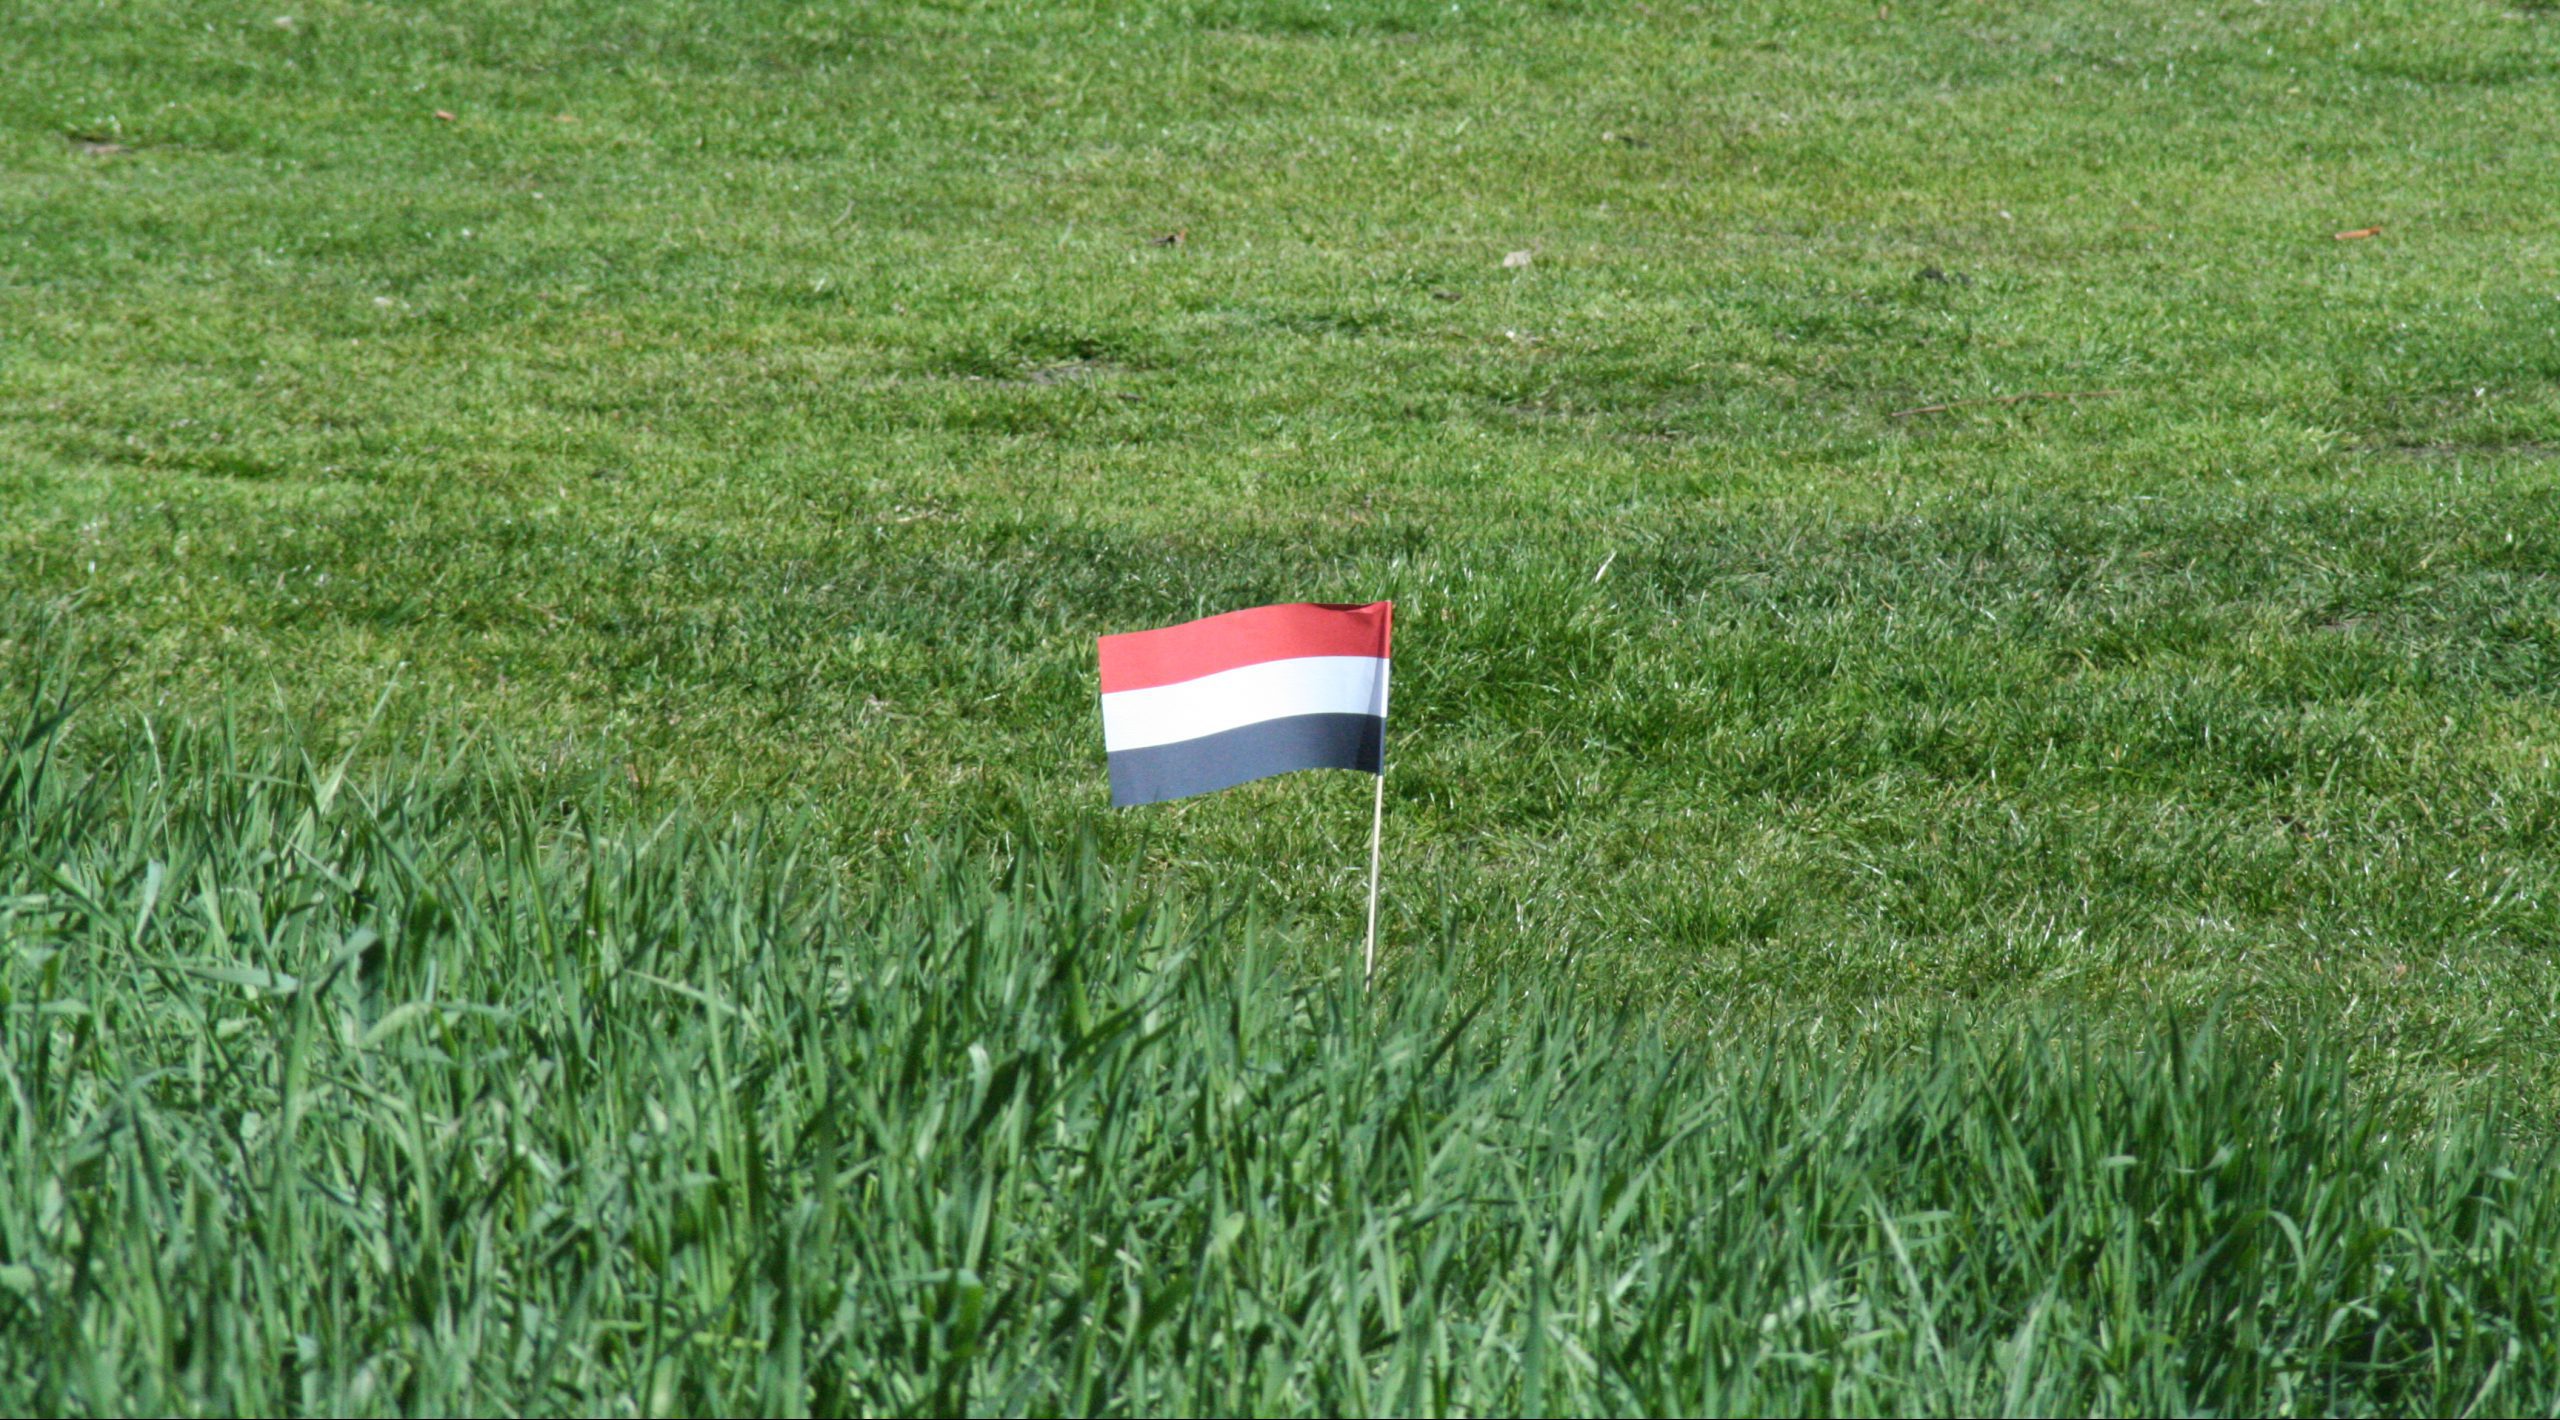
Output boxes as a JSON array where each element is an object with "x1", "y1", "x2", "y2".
[{"x1": 1364, "y1": 766, "x2": 1385, "y2": 987}]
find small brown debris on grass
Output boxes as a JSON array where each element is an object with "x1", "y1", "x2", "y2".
[
  {"x1": 433, "y1": 109, "x2": 457, "y2": 122},
  {"x1": 1502, "y1": 249, "x2": 1533, "y2": 269},
  {"x1": 2334, "y1": 226, "x2": 2382, "y2": 241},
  {"x1": 1149, "y1": 229, "x2": 1186, "y2": 247},
  {"x1": 1890, "y1": 389, "x2": 2121, "y2": 419},
  {"x1": 67, "y1": 135, "x2": 127, "y2": 157}
]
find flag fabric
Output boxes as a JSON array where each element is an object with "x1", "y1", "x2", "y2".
[{"x1": 1098, "y1": 601, "x2": 1392, "y2": 807}]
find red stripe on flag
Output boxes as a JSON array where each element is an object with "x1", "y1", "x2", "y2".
[{"x1": 1098, "y1": 602, "x2": 1392, "y2": 694}]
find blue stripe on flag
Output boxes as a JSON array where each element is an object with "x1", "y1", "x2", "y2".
[{"x1": 1107, "y1": 712, "x2": 1383, "y2": 807}]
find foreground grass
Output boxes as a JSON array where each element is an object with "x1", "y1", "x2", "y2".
[
  {"x1": 4, "y1": 697, "x2": 2556, "y2": 1415},
  {"x1": 5, "y1": 1, "x2": 2560, "y2": 1062}
]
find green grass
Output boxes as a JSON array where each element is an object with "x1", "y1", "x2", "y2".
[
  {"x1": 7, "y1": 0, "x2": 2559, "y2": 1046},
  {"x1": 6, "y1": 0, "x2": 2560, "y2": 1409},
  {"x1": 5, "y1": 687, "x2": 2556, "y2": 1414}
]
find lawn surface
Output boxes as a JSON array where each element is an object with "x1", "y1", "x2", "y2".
[
  {"x1": 10, "y1": 4, "x2": 2560, "y2": 1028},
  {"x1": 5, "y1": 2, "x2": 2560, "y2": 1405},
  {"x1": 14, "y1": 0, "x2": 2558, "y2": 1046}
]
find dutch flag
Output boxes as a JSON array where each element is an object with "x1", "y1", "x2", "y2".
[{"x1": 1099, "y1": 602, "x2": 1392, "y2": 807}]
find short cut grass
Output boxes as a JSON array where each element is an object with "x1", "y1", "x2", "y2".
[{"x1": 7, "y1": 0, "x2": 2557, "y2": 1072}]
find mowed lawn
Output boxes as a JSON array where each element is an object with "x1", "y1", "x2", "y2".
[{"x1": 8, "y1": 7, "x2": 2560, "y2": 1073}]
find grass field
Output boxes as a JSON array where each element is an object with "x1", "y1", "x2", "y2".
[
  {"x1": 6, "y1": 0, "x2": 2560, "y2": 1411},
  {"x1": 6, "y1": 691, "x2": 2557, "y2": 1413}
]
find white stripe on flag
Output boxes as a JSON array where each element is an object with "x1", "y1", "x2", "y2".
[{"x1": 1100, "y1": 655, "x2": 1389, "y2": 752}]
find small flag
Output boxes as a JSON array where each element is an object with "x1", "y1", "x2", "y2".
[{"x1": 1099, "y1": 602, "x2": 1392, "y2": 807}]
